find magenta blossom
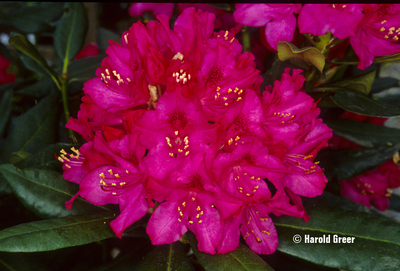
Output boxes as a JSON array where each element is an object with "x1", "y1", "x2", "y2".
[
  {"x1": 350, "y1": 4, "x2": 400, "y2": 70},
  {"x1": 63, "y1": 7, "x2": 332, "y2": 255},
  {"x1": 129, "y1": 3, "x2": 174, "y2": 19},
  {"x1": 233, "y1": 4, "x2": 302, "y2": 50},
  {"x1": 298, "y1": 4, "x2": 364, "y2": 39}
]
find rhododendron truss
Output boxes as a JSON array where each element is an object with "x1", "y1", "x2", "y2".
[{"x1": 61, "y1": 8, "x2": 332, "y2": 255}]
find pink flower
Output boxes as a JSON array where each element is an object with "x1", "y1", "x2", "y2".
[
  {"x1": 298, "y1": 4, "x2": 364, "y2": 39},
  {"x1": 331, "y1": 112, "x2": 400, "y2": 210},
  {"x1": 349, "y1": 4, "x2": 400, "y2": 70},
  {"x1": 63, "y1": 7, "x2": 332, "y2": 255},
  {"x1": 146, "y1": 152, "x2": 241, "y2": 254},
  {"x1": 0, "y1": 54, "x2": 15, "y2": 85},
  {"x1": 75, "y1": 43, "x2": 99, "y2": 60},
  {"x1": 340, "y1": 160, "x2": 400, "y2": 211},
  {"x1": 129, "y1": 3, "x2": 174, "y2": 19},
  {"x1": 233, "y1": 4, "x2": 302, "y2": 50}
]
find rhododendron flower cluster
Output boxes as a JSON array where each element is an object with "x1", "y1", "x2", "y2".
[
  {"x1": 330, "y1": 112, "x2": 400, "y2": 211},
  {"x1": 61, "y1": 8, "x2": 332, "y2": 255},
  {"x1": 235, "y1": 4, "x2": 400, "y2": 70}
]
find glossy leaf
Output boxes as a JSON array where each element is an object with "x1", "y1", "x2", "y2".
[
  {"x1": 0, "y1": 93, "x2": 58, "y2": 163},
  {"x1": 333, "y1": 52, "x2": 400, "y2": 65},
  {"x1": 0, "y1": 2, "x2": 64, "y2": 33},
  {"x1": 329, "y1": 70, "x2": 376, "y2": 95},
  {"x1": 68, "y1": 54, "x2": 105, "y2": 94},
  {"x1": 9, "y1": 34, "x2": 60, "y2": 89},
  {"x1": 16, "y1": 77, "x2": 53, "y2": 98},
  {"x1": 0, "y1": 213, "x2": 116, "y2": 252},
  {"x1": 97, "y1": 27, "x2": 120, "y2": 52},
  {"x1": 332, "y1": 88, "x2": 400, "y2": 117},
  {"x1": 371, "y1": 77, "x2": 399, "y2": 94},
  {"x1": 0, "y1": 89, "x2": 12, "y2": 137},
  {"x1": 325, "y1": 119, "x2": 400, "y2": 147},
  {"x1": 188, "y1": 231, "x2": 274, "y2": 271},
  {"x1": 54, "y1": 2, "x2": 88, "y2": 63},
  {"x1": 15, "y1": 143, "x2": 80, "y2": 171},
  {"x1": 277, "y1": 41, "x2": 325, "y2": 73},
  {"x1": 0, "y1": 164, "x2": 110, "y2": 219},
  {"x1": 317, "y1": 144, "x2": 400, "y2": 181},
  {"x1": 274, "y1": 206, "x2": 400, "y2": 271},
  {"x1": 135, "y1": 242, "x2": 194, "y2": 271}
]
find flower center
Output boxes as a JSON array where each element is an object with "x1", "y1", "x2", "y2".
[
  {"x1": 99, "y1": 169, "x2": 143, "y2": 196},
  {"x1": 233, "y1": 166, "x2": 261, "y2": 197},
  {"x1": 165, "y1": 131, "x2": 190, "y2": 157},
  {"x1": 177, "y1": 194, "x2": 204, "y2": 224}
]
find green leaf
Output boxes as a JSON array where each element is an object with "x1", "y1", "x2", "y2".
[
  {"x1": 371, "y1": 77, "x2": 399, "y2": 94},
  {"x1": 277, "y1": 41, "x2": 325, "y2": 73},
  {"x1": 0, "y1": 93, "x2": 59, "y2": 163},
  {"x1": 0, "y1": 252, "x2": 48, "y2": 271},
  {"x1": 274, "y1": 206, "x2": 400, "y2": 271},
  {"x1": 332, "y1": 88, "x2": 400, "y2": 117},
  {"x1": 325, "y1": 119, "x2": 400, "y2": 147},
  {"x1": 333, "y1": 52, "x2": 400, "y2": 65},
  {"x1": 188, "y1": 231, "x2": 274, "y2": 271},
  {"x1": 330, "y1": 70, "x2": 376, "y2": 95},
  {"x1": 68, "y1": 54, "x2": 105, "y2": 94},
  {"x1": 0, "y1": 164, "x2": 110, "y2": 219},
  {"x1": 9, "y1": 34, "x2": 61, "y2": 89},
  {"x1": 15, "y1": 143, "x2": 80, "y2": 171},
  {"x1": 0, "y1": 213, "x2": 116, "y2": 252},
  {"x1": 16, "y1": 77, "x2": 53, "y2": 98},
  {"x1": 7, "y1": 151, "x2": 32, "y2": 165},
  {"x1": 135, "y1": 242, "x2": 194, "y2": 271},
  {"x1": 0, "y1": 2, "x2": 64, "y2": 33},
  {"x1": 54, "y1": 2, "x2": 88, "y2": 64},
  {"x1": 314, "y1": 87, "x2": 400, "y2": 117},
  {"x1": 0, "y1": 89, "x2": 12, "y2": 137},
  {"x1": 97, "y1": 27, "x2": 120, "y2": 52},
  {"x1": 90, "y1": 239, "x2": 154, "y2": 271},
  {"x1": 317, "y1": 144, "x2": 400, "y2": 181}
]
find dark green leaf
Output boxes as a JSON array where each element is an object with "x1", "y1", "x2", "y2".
[
  {"x1": 325, "y1": 119, "x2": 400, "y2": 147},
  {"x1": 7, "y1": 151, "x2": 31, "y2": 165},
  {"x1": 317, "y1": 144, "x2": 400, "y2": 181},
  {"x1": 68, "y1": 54, "x2": 105, "y2": 94},
  {"x1": 0, "y1": 2, "x2": 64, "y2": 33},
  {"x1": 188, "y1": 231, "x2": 274, "y2": 271},
  {"x1": 54, "y1": 2, "x2": 88, "y2": 63},
  {"x1": 97, "y1": 27, "x2": 120, "y2": 52},
  {"x1": 388, "y1": 194, "x2": 400, "y2": 212},
  {"x1": 90, "y1": 239, "x2": 154, "y2": 271},
  {"x1": 315, "y1": 87, "x2": 400, "y2": 117},
  {"x1": 16, "y1": 77, "x2": 53, "y2": 98},
  {"x1": 371, "y1": 77, "x2": 399, "y2": 94},
  {"x1": 0, "y1": 89, "x2": 12, "y2": 137},
  {"x1": 333, "y1": 52, "x2": 400, "y2": 65},
  {"x1": 9, "y1": 34, "x2": 60, "y2": 88},
  {"x1": 135, "y1": 242, "x2": 194, "y2": 271},
  {"x1": 302, "y1": 191, "x2": 370, "y2": 213},
  {"x1": 0, "y1": 164, "x2": 110, "y2": 219},
  {"x1": 277, "y1": 41, "x2": 325, "y2": 73},
  {"x1": 330, "y1": 70, "x2": 376, "y2": 95},
  {"x1": 15, "y1": 143, "x2": 80, "y2": 171},
  {"x1": 274, "y1": 206, "x2": 400, "y2": 271},
  {"x1": 0, "y1": 213, "x2": 116, "y2": 252},
  {"x1": 0, "y1": 93, "x2": 59, "y2": 163},
  {"x1": 0, "y1": 177, "x2": 12, "y2": 196},
  {"x1": 0, "y1": 252, "x2": 48, "y2": 271}
]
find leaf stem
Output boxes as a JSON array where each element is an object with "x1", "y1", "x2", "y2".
[
  {"x1": 60, "y1": 74, "x2": 74, "y2": 137},
  {"x1": 241, "y1": 25, "x2": 251, "y2": 53}
]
